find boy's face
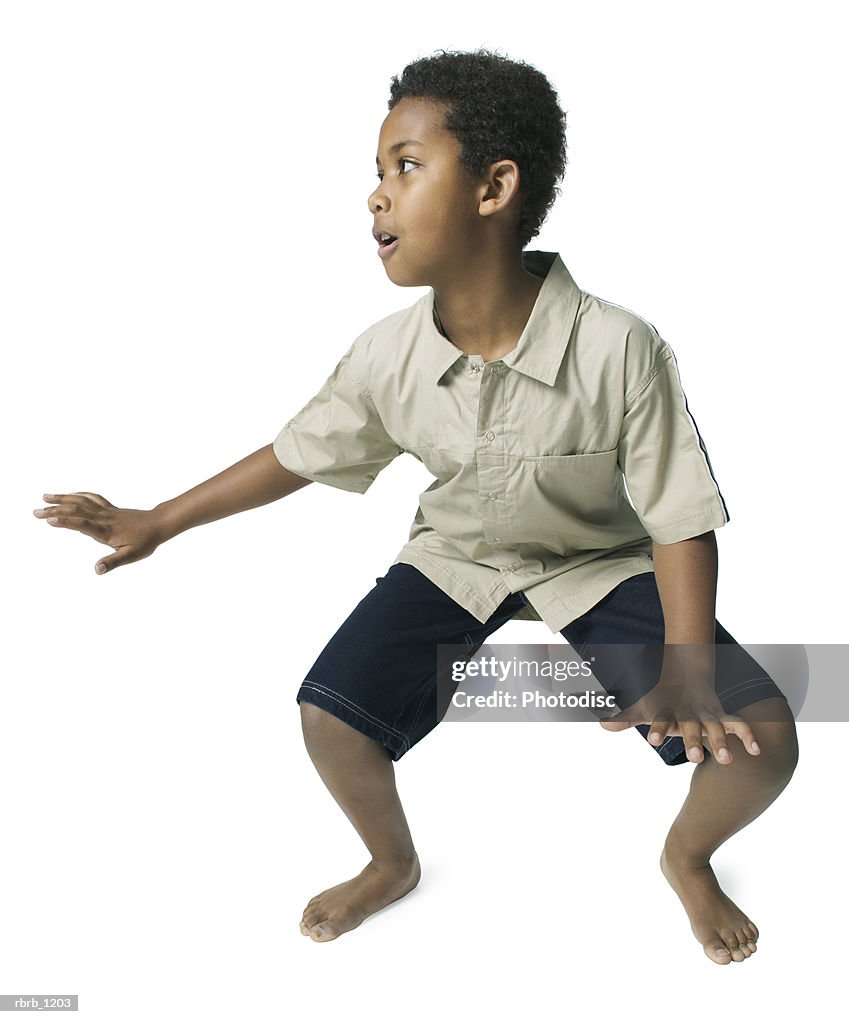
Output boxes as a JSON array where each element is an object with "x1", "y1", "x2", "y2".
[{"x1": 369, "y1": 97, "x2": 486, "y2": 288}]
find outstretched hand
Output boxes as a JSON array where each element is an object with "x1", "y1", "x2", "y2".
[{"x1": 33, "y1": 492, "x2": 164, "y2": 575}]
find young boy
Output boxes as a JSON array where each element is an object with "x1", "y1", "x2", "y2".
[{"x1": 34, "y1": 49, "x2": 798, "y2": 965}]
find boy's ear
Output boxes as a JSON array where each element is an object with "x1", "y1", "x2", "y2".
[{"x1": 477, "y1": 159, "x2": 521, "y2": 220}]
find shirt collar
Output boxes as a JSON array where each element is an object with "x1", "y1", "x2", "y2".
[{"x1": 422, "y1": 251, "x2": 582, "y2": 386}]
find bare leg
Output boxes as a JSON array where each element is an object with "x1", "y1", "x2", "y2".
[
  {"x1": 660, "y1": 696, "x2": 799, "y2": 964},
  {"x1": 298, "y1": 703, "x2": 421, "y2": 942}
]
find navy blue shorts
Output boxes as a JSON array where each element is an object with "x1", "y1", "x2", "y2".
[{"x1": 296, "y1": 564, "x2": 788, "y2": 765}]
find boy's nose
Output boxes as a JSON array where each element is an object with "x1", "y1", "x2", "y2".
[{"x1": 368, "y1": 189, "x2": 388, "y2": 214}]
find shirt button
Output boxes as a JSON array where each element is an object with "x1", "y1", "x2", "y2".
[
  {"x1": 490, "y1": 365, "x2": 500, "y2": 374},
  {"x1": 493, "y1": 537, "x2": 501, "y2": 543},
  {"x1": 484, "y1": 430, "x2": 496, "y2": 441},
  {"x1": 470, "y1": 363, "x2": 481, "y2": 373},
  {"x1": 506, "y1": 564, "x2": 516, "y2": 572},
  {"x1": 487, "y1": 492, "x2": 497, "y2": 501}
]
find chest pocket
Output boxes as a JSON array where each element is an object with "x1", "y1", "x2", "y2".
[{"x1": 510, "y1": 448, "x2": 623, "y2": 539}]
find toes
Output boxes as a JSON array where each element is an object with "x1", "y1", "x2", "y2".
[
  {"x1": 735, "y1": 930, "x2": 753, "y2": 956},
  {"x1": 720, "y1": 928, "x2": 747, "y2": 962},
  {"x1": 705, "y1": 937, "x2": 733, "y2": 964},
  {"x1": 742, "y1": 922, "x2": 758, "y2": 952},
  {"x1": 702, "y1": 922, "x2": 759, "y2": 963},
  {"x1": 708, "y1": 946, "x2": 733, "y2": 964},
  {"x1": 309, "y1": 920, "x2": 341, "y2": 942},
  {"x1": 302, "y1": 910, "x2": 321, "y2": 929},
  {"x1": 721, "y1": 933, "x2": 747, "y2": 962},
  {"x1": 301, "y1": 905, "x2": 323, "y2": 934}
]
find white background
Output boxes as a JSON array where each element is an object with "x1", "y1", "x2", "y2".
[{"x1": 2, "y1": 1, "x2": 846, "y2": 1020}]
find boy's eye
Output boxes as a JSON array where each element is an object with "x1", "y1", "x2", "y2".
[{"x1": 376, "y1": 158, "x2": 418, "y2": 181}]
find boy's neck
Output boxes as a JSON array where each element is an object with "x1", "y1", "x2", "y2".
[{"x1": 431, "y1": 250, "x2": 545, "y2": 362}]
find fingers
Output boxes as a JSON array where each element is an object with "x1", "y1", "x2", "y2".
[
  {"x1": 691, "y1": 714, "x2": 760, "y2": 763},
  {"x1": 688, "y1": 714, "x2": 761, "y2": 764},
  {"x1": 34, "y1": 509, "x2": 104, "y2": 540},
  {"x1": 34, "y1": 492, "x2": 104, "y2": 513},
  {"x1": 719, "y1": 716, "x2": 761, "y2": 757},
  {"x1": 33, "y1": 494, "x2": 107, "y2": 537},
  {"x1": 647, "y1": 712, "x2": 674, "y2": 747},
  {"x1": 71, "y1": 492, "x2": 109, "y2": 505},
  {"x1": 679, "y1": 717, "x2": 707, "y2": 763},
  {"x1": 94, "y1": 544, "x2": 144, "y2": 575},
  {"x1": 700, "y1": 718, "x2": 733, "y2": 764},
  {"x1": 597, "y1": 699, "x2": 762, "y2": 765},
  {"x1": 665, "y1": 712, "x2": 760, "y2": 765},
  {"x1": 41, "y1": 514, "x2": 90, "y2": 530}
]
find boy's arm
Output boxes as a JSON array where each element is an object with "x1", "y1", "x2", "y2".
[
  {"x1": 612, "y1": 327, "x2": 758, "y2": 762},
  {"x1": 651, "y1": 531, "x2": 717, "y2": 644},
  {"x1": 154, "y1": 443, "x2": 311, "y2": 542},
  {"x1": 38, "y1": 332, "x2": 400, "y2": 574},
  {"x1": 35, "y1": 444, "x2": 311, "y2": 575},
  {"x1": 630, "y1": 531, "x2": 761, "y2": 763}
]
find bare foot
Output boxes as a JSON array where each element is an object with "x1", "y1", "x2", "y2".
[
  {"x1": 300, "y1": 854, "x2": 421, "y2": 942},
  {"x1": 660, "y1": 843, "x2": 760, "y2": 964}
]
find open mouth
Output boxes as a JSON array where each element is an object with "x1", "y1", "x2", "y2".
[{"x1": 377, "y1": 234, "x2": 399, "y2": 257}]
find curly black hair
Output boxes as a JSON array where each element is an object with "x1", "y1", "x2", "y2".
[{"x1": 388, "y1": 48, "x2": 568, "y2": 249}]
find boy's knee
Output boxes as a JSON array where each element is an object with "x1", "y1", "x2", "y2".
[
  {"x1": 299, "y1": 700, "x2": 352, "y2": 762},
  {"x1": 764, "y1": 720, "x2": 799, "y2": 781},
  {"x1": 299, "y1": 700, "x2": 338, "y2": 737},
  {"x1": 299, "y1": 699, "x2": 382, "y2": 753},
  {"x1": 299, "y1": 699, "x2": 395, "y2": 770}
]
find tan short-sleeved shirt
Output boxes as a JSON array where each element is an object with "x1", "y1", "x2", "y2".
[{"x1": 273, "y1": 251, "x2": 730, "y2": 634}]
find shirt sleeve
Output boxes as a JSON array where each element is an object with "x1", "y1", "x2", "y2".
[
  {"x1": 272, "y1": 336, "x2": 403, "y2": 494},
  {"x1": 616, "y1": 335, "x2": 731, "y2": 544}
]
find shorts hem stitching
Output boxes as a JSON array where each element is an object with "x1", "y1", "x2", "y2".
[
  {"x1": 716, "y1": 676, "x2": 777, "y2": 700},
  {"x1": 300, "y1": 680, "x2": 411, "y2": 750}
]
